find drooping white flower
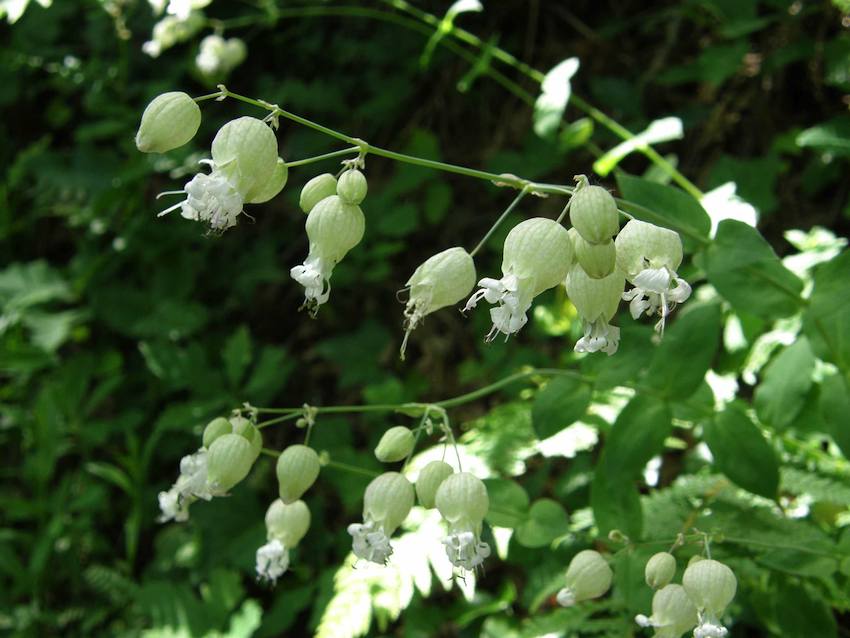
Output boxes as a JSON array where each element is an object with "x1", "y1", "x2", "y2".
[
  {"x1": 464, "y1": 217, "x2": 572, "y2": 341},
  {"x1": 155, "y1": 117, "x2": 286, "y2": 232},
  {"x1": 255, "y1": 539, "x2": 289, "y2": 583},
  {"x1": 635, "y1": 584, "x2": 698, "y2": 638},
  {"x1": 565, "y1": 264, "x2": 624, "y2": 355},
  {"x1": 434, "y1": 472, "x2": 491, "y2": 572},
  {"x1": 682, "y1": 559, "x2": 737, "y2": 638},
  {"x1": 347, "y1": 472, "x2": 414, "y2": 565},
  {"x1": 557, "y1": 550, "x2": 613, "y2": 607},
  {"x1": 158, "y1": 448, "x2": 213, "y2": 522},
  {"x1": 615, "y1": 219, "x2": 692, "y2": 334},
  {"x1": 442, "y1": 530, "x2": 491, "y2": 570}
]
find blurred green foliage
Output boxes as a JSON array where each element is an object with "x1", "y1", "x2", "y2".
[{"x1": 1, "y1": 0, "x2": 850, "y2": 637}]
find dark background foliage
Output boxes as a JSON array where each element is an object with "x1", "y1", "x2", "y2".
[{"x1": 2, "y1": 1, "x2": 849, "y2": 636}]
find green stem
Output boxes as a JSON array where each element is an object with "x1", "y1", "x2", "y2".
[
  {"x1": 470, "y1": 188, "x2": 529, "y2": 257},
  {"x1": 285, "y1": 147, "x2": 360, "y2": 168},
  {"x1": 256, "y1": 413, "x2": 301, "y2": 429},
  {"x1": 325, "y1": 460, "x2": 380, "y2": 478}
]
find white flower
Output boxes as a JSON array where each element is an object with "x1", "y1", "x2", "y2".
[
  {"x1": 347, "y1": 520, "x2": 393, "y2": 564},
  {"x1": 157, "y1": 448, "x2": 220, "y2": 523},
  {"x1": 463, "y1": 274, "x2": 532, "y2": 341},
  {"x1": 290, "y1": 255, "x2": 331, "y2": 308},
  {"x1": 255, "y1": 539, "x2": 290, "y2": 583},
  {"x1": 622, "y1": 266, "x2": 691, "y2": 334},
  {"x1": 557, "y1": 587, "x2": 577, "y2": 607},
  {"x1": 694, "y1": 619, "x2": 728, "y2": 638},
  {"x1": 157, "y1": 161, "x2": 245, "y2": 232},
  {"x1": 165, "y1": 0, "x2": 211, "y2": 20},
  {"x1": 575, "y1": 318, "x2": 620, "y2": 355},
  {"x1": 441, "y1": 530, "x2": 491, "y2": 571}
]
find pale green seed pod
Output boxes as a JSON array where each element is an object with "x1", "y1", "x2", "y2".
[
  {"x1": 645, "y1": 552, "x2": 677, "y2": 589},
  {"x1": 615, "y1": 219, "x2": 683, "y2": 279},
  {"x1": 230, "y1": 416, "x2": 263, "y2": 459},
  {"x1": 641, "y1": 584, "x2": 699, "y2": 638},
  {"x1": 415, "y1": 460, "x2": 454, "y2": 508},
  {"x1": 502, "y1": 218, "x2": 573, "y2": 295},
  {"x1": 247, "y1": 157, "x2": 288, "y2": 204},
  {"x1": 682, "y1": 559, "x2": 737, "y2": 617},
  {"x1": 406, "y1": 247, "x2": 477, "y2": 314},
  {"x1": 363, "y1": 472, "x2": 415, "y2": 534},
  {"x1": 337, "y1": 169, "x2": 368, "y2": 205},
  {"x1": 300, "y1": 174, "x2": 338, "y2": 213},
  {"x1": 265, "y1": 499, "x2": 311, "y2": 548},
  {"x1": 374, "y1": 426, "x2": 416, "y2": 463},
  {"x1": 206, "y1": 433, "x2": 256, "y2": 492},
  {"x1": 276, "y1": 444, "x2": 321, "y2": 503},
  {"x1": 435, "y1": 472, "x2": 489, "y2": 526},
  {"x1": 565, "y1": 264, "x2": 624, "y2": 323},
  {"x1": 305, "y1": 195, "x2": 366, "y2": 263},
  {"x1": 211, "y1": 116, "x2": 279, "y2": 201},
  {"x1": 562, "y1": 549, "x2": 613, "y2": 604},
  {"x1": 135, "y1": 91, "x2": 201, "y2": 153},
  {"x1": 574, "y1": 235, "x2": 616, "y2": 279},
  {"x1": 202, "y1": 416, "x2": 231, "y2": 448},
  {"x1": 569, "y1": 183, "x2": 619, "y2": 244}
]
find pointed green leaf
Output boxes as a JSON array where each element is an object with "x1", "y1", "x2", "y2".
[
  {"x1": 531, "y1": 375, "x2": 592, "y2": 439},
  {"x1": 753, "y1": 337, "x2": 816, "y2": 430}
]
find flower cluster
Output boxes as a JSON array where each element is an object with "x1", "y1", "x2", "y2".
[
  {"x1": 635, "y1": 553, "x2": 738, "y2": 638},
  {"x1": 195, "y1": 34, "x2": 246, "y2": 80}
]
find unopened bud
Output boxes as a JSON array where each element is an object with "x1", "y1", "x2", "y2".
[
  {"x1": 374, "y1": 426, "x2": 416, "y2": 463},
  {"x1": 569, "y1": 180, "x2": 619, "y2": 244},
  {"x1": 276, "y1": 444, "x2": 321, "y2": 503},
  {"x1": 265, "y1": 498, "x2": 311, "y2": 548},
  {"x1": 230, "y1": 416, "x2": 262, "y2": 459},
  {"x1": 682, "y1": 558, "x2": 737, "y2": 616},
  {"x1": 415, "y1": 460, "x2": 454, "y2": 508},
  {"x1": 300, "y1": 173, "x2": 338, "y2": 213},
  {"x1": 206, "y1": 433, "x2": 256, "y2": 492},
  {"x1": 645, "y1": 552, "x2": 677, "y2": 589},
  {"x1": 435, "y1": 472, "x2": 489, "y2": 527},
  {"x1": 135, "y1": 91, "x2": 201, "y2": 153},
  {"x1": 573, "y1": 234, "x2": 616, "y2": 279},
  {"x1": 337, "y1": 169, "x2": 368, "y2": 205},
  {"x1": 202, "y1": 416, "x2": 231, "y2": 448}
]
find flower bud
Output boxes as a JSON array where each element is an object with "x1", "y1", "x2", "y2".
[
  {"x1": 276, "y1": 444, "x2": 321, "y2": 503},
  {"x1": 265, "y1": 498, "x2": 311, "y2": 548},
  {"x1": 363, "y1": 471, "x2": 415, "y2": 534},
  {"x1": 211, "y1": 116, "x2": 280, "y2": 202},
  {"x1": 682, "y1": 559, "x2": 737, "y2": 617},
  {"x1": 229, "y1": 416, "x2": 263, "y2": 459},
  {"x1": 246, "y1": 157, "x2": 288, "y2": 204},
  {"x1": 569, "y1": 181, "x2": 619, "y2": 244},
  {"x1": 402, "y1": 247, "x2": 476, "y2": 358},
  {"x1": 300, "y1": 174, "x2": 338, "y2": 213},
  {"x1": 415, "y1": 460, "x2": 454, "y2": 508},
  {"x1": 502, "y1": 218, "x2": 573, "y2": 295},
  {"x1": 202, "y1": 416, "x2": 231, "y2": 448},
  {"x1": 206, "y1": 433, "x2": 256, "y2": 492},
  {"x1": 645, "y1": 552, "x2": 677, "y2": 589},
  {"x1": 135, "y1": 91, "x2": 201, "y2": 153},
  {"x1": 557, "y1": 549, "x2": 613, "y2": 606},
  {"x1": 374, "y1": 426, "x2": 416, "y2": 463},
  {"x1": 573, "y1": 234, "x2": 616, "y2": 279},
  {"x1": 337, "y1": 169, "x2": 368, "y2": 205},
  {"x1": 635, "y1": 584, "x2": 698, "y2": 638},
  {"x1": 435, "y1": 472, "x2": 489, "y2": 527}
]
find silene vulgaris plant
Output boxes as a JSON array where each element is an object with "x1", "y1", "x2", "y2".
[{"x1": 138, "y1": 82, "x2": 750, "y2": 635}]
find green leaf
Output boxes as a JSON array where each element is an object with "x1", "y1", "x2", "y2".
[
  {"x1": 703, "y1": 406, "x2": 779, "y2": 499},
  {"x1": 484, "y1": 479, "x2": 530, "y2": 528},
  {"x1": 222, "y1": 325, "x2": 253, "y2": 388},
  {"x1": 590, "y1": 473, "x2": 643, "y2": 540},
  {"x1": 616, "y1": 172, "x2": 711, "y2": 245},
  {"x1": 774, "y1": 582, "x2": 837, "y2": 638},
  {"x1": 796, "y1": 116, "x2": 850, "y2": 155},
  {"x1": 515, "y1": 499, "x2": 569, "y2": 548},
  {"x1": 646, "y1": 302, "x2": 722, "y2": 398},
  {"x1": 803, "y1": 249, "x2": 850, "y2": 371},
  {"x1": 819, "y1": 371, "x2": 850, "y2": 457},
  {"x1": 704, "y1": 220, "x2": 804, "y2": 318},
  {"x1": 753, "y1": 337, "x2": 815, "y2": 430},
  {"x1": 533, "y1": 58, "x2": 580, "y2": 139},
  {"x1": 531, "y1": 375, "x2": 592, "y2": 439}
]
